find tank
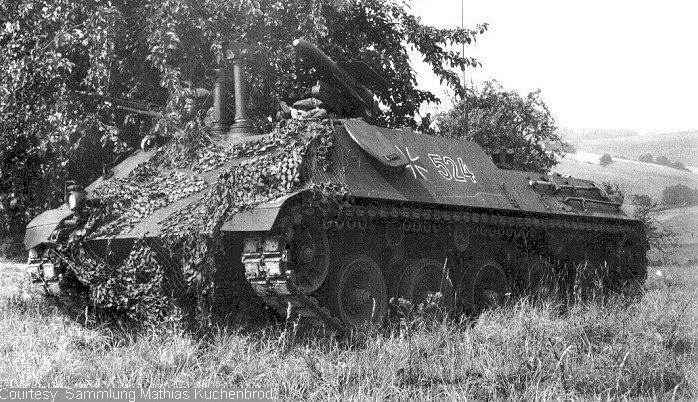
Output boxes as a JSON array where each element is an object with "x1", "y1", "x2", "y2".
[{"x1": 23, "y1": 40, "x2": 648, "y2": 330}]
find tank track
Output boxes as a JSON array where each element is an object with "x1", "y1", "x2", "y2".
[{"x1": 243, "y1": 198, "x2": 646, "y2": 330}]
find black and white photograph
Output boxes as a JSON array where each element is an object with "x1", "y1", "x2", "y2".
[{"x1": 0, "y1": 0, "x2": 696, "y2": 400}]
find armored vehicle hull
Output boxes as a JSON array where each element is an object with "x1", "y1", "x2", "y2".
[
  {"x1": 24, "y1": 116, "x2": 647, "y2": 329},
  {"x1": 23, "y1": 39, "x2": 647, "y2": 329}
]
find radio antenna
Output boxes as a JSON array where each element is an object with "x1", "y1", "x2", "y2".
[{"x1": 461, "y1": 0, "x2": 469, "y2": 135}]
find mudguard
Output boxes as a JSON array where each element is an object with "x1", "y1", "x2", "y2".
[
  {"x1": 23, "y1": 205, "x2": 73, "y2": 250},
  {"x1": 220, "y1": 191, "x2": 305, "y2": 232}
]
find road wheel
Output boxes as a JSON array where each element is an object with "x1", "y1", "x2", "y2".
[
  {"x1": 398, "y1": 258, "x2": 454, "y2": 311},
  {"x1": 455, "y1": 259, "x2": 509, "y2": 317},
  {"x1": 325, "y1": 253, "x2": 388, "y2": 327}
]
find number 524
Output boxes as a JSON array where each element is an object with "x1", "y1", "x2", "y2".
[{"x1": 427, "y1": 153, "x2": 476, "y2": 183}]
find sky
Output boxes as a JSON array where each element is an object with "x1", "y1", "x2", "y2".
[{"x1": 408, "y1": 0, "x2": 698, "y2": 134}]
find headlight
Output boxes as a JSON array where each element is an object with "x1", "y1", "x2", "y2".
[
  {"x1": 68, "y1": 191, "x2": 85, "y2": 211},
  {"x1": 28, "y1": 247, "x2": 40, "y2": 259}
]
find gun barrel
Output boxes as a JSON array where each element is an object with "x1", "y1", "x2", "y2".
[
  {"x1": 293, "y1": 39, "x2": 380, "y2": 117},
  {"x1": 74, "y1": 91, "x2": 164, "y2": 119}
]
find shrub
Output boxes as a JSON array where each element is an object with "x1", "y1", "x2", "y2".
[
  {"x1": 638, "y1": 153, "x2": 653, "y2": 163},
  {"x1": 599, "y1": 153, "x2": 613, "y2": 166},
  {"x1": 655, "y1": 155, "x2": 671, "y2": 166},
  {"x1": 631, "y1": 194, "x2": 678, "y2": 257},
  {"x1": 670, "y1": 160, "x2": 689, "y2": 171},
  {"x1": 661, "y1": 184, "x2": 698, "y2": 207}
]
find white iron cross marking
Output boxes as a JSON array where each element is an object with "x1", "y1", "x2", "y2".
[{"x1": 396, "y1": 146, "x2": 428, "y2": 180}]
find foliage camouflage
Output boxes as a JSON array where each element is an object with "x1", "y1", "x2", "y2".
[
  {"x1": 59, "y1": 236, "x2": 171, "y2": 323},
  {"x1": 148, "y1": 122, "x2": 234, "y2": 174},
  {"x1": 0, "y1": 0, "x2": 486, "y2": 239},
  {"x1": 56, "y1": 118, "x2": 339, "y2": 327}
]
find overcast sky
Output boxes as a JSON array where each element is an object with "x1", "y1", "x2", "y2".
[{"x1": 409, "y1": 0, "x2": 698, "y2": 134}]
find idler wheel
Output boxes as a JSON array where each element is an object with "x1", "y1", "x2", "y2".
[
  {"x1": 398, "y1": 258, "x2": 454, "y2": 310},
  {"x1": 288, "y1": 217, "x2": 330, "y2": 293},
  {"x1": 325, "y1": 253, "x2": 387, "y2": 327},
  {"x1": 455, "y1": 259, "x2": 509, "y2": 317}
]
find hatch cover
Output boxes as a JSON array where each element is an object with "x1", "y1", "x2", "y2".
[{"x1": 344, "y1": 119, "x2": 408, "y2": 171}]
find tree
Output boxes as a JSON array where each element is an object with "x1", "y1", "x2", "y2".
[
  {"x1": 599, "y1": 153, "x2": 613, "y2": 166},
  {"x1": 0, "y1": 0, "x2": 487, "y2": 239},
  {"x1": 435, "y1": 82, "x2": 561, "y2": 172},
  {"x1": 638, "y1": 153, "x2": 653, "y2": 163},
  {"x1": 631, "y1": 194, "x2": 677, "y2": 258}
]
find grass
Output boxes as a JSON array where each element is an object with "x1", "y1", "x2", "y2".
[{"x1": 0, "y1": 262, "x2": 696, "y2": 400}]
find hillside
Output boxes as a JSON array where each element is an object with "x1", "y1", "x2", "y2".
[
  {"x1": 556, "y1": 128, "x2": 639, "y2": 141},
  {"x1": 559, "y1": 130, "x2": 698, "y2": 167},
  {"x1": 553, "y1": 150, "x2": 698, "y2": 200}
]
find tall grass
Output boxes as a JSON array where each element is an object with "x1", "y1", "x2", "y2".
[{"x1": 0, "y1": 264, "x2": 695, "y2": 400}]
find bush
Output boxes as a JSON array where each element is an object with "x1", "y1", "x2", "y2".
[
  {"x1": 638, "y1": 153, "x2": 653, "y2": 163},
  {"x1": 631, "y1": 194, "x2": 678, "y2": 257},
  {"x1": 661, "y1": 184, "x2": 698, "y2": 207},
  {"x1": 671, "y1": 160, "x2": 689, "y2": 171},
  {"x1": 599, "y1": 153, "x2": 613, "y2": 166},
  {"x1": 655, "y1": 155, "x2": 671, "y2": 166}
]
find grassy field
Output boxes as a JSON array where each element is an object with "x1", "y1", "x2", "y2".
[{"x1": 0, "y1": 258, "x2": 696, "y2": 400}]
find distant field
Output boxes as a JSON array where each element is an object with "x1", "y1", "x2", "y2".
[
  {"x1": 553, "y1": 150, "x2": 698, "y2": 200},
  {"x1": 565, "y1": 131, "x2": 698, "y2": 167}
]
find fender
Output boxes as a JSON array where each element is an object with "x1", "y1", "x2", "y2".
[
  {"x1": 23, "y1": 205, "x2": 73, "y2": 250},
  {"x1": 220, "y1": 191, "x2": 307, "y2": 232}
]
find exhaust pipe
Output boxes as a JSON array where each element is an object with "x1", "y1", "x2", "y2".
[{"x1": 226, "y1": 43, "x2": 254, "y2": 136}]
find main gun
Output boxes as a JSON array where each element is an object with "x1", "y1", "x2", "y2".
[{"x1": 293, "y1": 39, "x2": 384, "y2": 119}]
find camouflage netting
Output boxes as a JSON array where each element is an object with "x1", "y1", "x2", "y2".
[
  {"x1": 84, "y1": 166, "x2": 208, "y2": 237},
  {"x1": 59, "y1": 119, "x2": 340, "y2": 329},
  {"x1": 148, "y1": 124, "x2": 234, "y2": 174}
]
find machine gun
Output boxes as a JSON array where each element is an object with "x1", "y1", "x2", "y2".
[
  {"x1": 73, "y1": 91, "x2": 164, "y2": 119},
  {"x1": 293, "y1": 39, "x2": 385, "y2": 119}
]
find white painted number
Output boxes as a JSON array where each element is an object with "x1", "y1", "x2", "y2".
[{"x1": 428, "y1": 153, "x2": 476, "y2": 183}]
